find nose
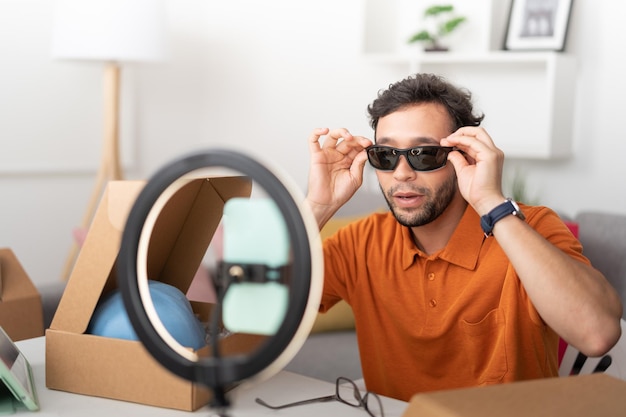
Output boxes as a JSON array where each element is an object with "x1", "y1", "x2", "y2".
[{"x1": 392, "y1": 154, "x2": 417, "y2": 181}]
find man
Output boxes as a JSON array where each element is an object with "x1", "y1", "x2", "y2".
[{"x1": 304, "y1": 73, "x2": 622, "y2": 402}]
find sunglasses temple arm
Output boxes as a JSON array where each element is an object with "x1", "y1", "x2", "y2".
[{"x1": 255, "y1": 395, "x2": 337, "y2": 410}]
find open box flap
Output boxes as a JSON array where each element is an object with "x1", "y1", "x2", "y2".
[
  {"x1": 154, "y1": 177, "x2": 252, "y2": 291},
  {"x1": 0, "y1": 248, "x2": 44, "y2": 340},
  {"x1": 0, "y1": 248, "x2": 41, "y2": 302},
  {"x1": 208, "y1": 176, "x2": 253, "y2": 202},
  {"x1": 108, "y1": 181, "x2": 147, "y2": 230},
  {"x1": 50, "y1": 176, "x2": 252, "y2": 335},
  {"x1": 50, "y1": 181, "x2": 145, "y2": 333}
]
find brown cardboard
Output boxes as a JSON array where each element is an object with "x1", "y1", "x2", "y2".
[
  {"x1": 402, "y1": 374, "x2": 626, "y2": 417},
  {"x1": 46, "y1": 177, "x2": 266, "y2": 411},
  {"x1": 0, "y1": 248, "x2": 44, "y2": 341}
]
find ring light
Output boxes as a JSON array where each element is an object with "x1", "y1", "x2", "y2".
[{"x1": 117, "y1": 150, "x2": 323, "y2": 410}]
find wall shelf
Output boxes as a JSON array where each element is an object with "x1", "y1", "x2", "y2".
[{"x1": 368, "y1": 51, "x2": 569, "y2": 65}]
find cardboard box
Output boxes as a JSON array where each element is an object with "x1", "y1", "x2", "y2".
[
  {"x1": 0, "y1": 248, "x2": 44, "y2": 341},
  {"x1": 402, "y1": 374, "x2": 626, "y2": 417},
  {"x1": 46, "y1": 177, "x2": 266, "y2": 411}
]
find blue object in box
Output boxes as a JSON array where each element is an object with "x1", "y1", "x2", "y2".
[{"x1": 88, "y1": 280, "x2": 206, "y2": 350}]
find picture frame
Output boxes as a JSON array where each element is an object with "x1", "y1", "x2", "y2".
[{"x1": 504, "y1": 0, "x2": 574, "y2": 51}]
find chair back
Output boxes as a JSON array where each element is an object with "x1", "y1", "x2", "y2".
[{"x1": 574, "y1": 211, "x2": 626, "y2": 319}]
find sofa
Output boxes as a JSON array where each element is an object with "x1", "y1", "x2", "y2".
[{"x1": 575, "y1": 211, "x2": 626, "y2": 319}]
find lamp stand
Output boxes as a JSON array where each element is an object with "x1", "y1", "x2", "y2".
[{"x1": 61, "y1": 62, "x2": 122, "y2": 280}]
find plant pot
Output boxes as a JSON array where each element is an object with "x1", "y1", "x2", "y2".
[{"x1": 424, "y1": 46, "x2": 449, "y2": 52}]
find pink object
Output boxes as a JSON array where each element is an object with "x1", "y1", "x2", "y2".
[
  {"x1": 72, "y1": 227, "x2": 88, "y2": 246},
  {"x1": 186, "y1": 224, "x2": 223, "y2": 303},
  {"x1": 564, "y1": 221, "x2": 579, "y2": 238},
  {"x1": 186, "y1": 265, "x2": 217, "y2": 303}
]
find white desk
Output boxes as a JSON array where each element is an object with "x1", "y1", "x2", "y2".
[{"x1": 16, "y1": 337, "x2": 407, "y2": 416}]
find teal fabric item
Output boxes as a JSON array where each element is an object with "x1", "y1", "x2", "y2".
[
  {"x1": 222, "y1": 198, "x2": 290, "y2": 335},
  {"x1": 88, "y1": 280, "x2": 206, "y2": 350}
]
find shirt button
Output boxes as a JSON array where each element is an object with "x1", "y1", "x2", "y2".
[
  {"x1": 428, "y1": 273, "x2": 435, "y2": 281},
  {"x1": 429, "y1": 299, "x2": 437, "y2": 307}
]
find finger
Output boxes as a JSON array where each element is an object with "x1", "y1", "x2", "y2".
[
  {"x1": 336, "y1": 135, "x2": 372, "y2": 158},
  {"x1": 354, "y1": 135, "x2": 374, "y2": 148},
  {"x1": 446, "y1": 150, "x2": 470, "y2": 172},
  {"x1": 345, "y1": 145, "x2": 365, "y2": 161},
  {"x1": 322, "y1": 128, "x2": 353, "y2": 149},
  {"x1": 308, "y1": 127, "x2": 329, "y2": 153},
  {"x1": 444, "y1": 131, "x2": 504, "y2": 172},
  {"x1": 445, "y1": 126, "x2": 494, "y2": 148},
  {"x1": 350, "y1": 150, "x2": 369, "y2": 181},
  {"x1": 442, "y1": 133, "x2": 491, "y2": 160},
  {"x1": 308, "y1": 127, "x2": 329, "y2": 143}
]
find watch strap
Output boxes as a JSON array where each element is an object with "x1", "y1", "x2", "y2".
[{"x1": 480, "y1": 198, "x2": 525, "y2": 237}]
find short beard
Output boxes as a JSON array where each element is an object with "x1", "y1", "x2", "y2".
[{"x1": 382, "y1": 173, "x2": 457, "y2": 228}]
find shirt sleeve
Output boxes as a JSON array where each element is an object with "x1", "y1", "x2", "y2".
[{"x1": 320, "y1": 227, "x2": 355, "y2": 313}]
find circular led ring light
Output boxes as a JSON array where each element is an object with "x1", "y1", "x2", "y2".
[{"x1": 117, "y1": 149, "x2": 323, "y2": 390}]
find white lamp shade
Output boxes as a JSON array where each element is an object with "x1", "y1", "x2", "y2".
[{"x1": 51, "y1": 0, "x2": 167, "y2": 62}]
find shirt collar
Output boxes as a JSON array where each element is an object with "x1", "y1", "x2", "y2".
[{"x1": 401, "y1": 206, "x2": 484, "y2": 270}]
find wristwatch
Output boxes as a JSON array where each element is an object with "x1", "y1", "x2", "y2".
[{"x1": 480, "y1": 198, "x2": 525, "y2": 237}]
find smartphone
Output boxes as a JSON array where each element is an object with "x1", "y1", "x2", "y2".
[{"x1": 0, "y1": 326, "x2": 39, "y2": 411}]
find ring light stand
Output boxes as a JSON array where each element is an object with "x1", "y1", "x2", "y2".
[{"x1": 117, "y1": 150, "x2": 323, "y2": 415}]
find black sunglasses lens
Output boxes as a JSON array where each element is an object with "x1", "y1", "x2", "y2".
[
  {"x1": 368, "y1": 146, "x2": 451, "y2": 171},
  {"x1": 407, "y1": 147, "x2": 449, "y2": 171},
  {"x1": 367, "y1": 147, "x2": 398, "y2": 171}
]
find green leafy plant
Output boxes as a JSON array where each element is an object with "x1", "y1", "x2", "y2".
[
  {"x1": 407, "y1": 5, "x2": 467, "y2": 51},
  {"x1": 507, "y1": 167, "x2": 539, "y2": 205}
]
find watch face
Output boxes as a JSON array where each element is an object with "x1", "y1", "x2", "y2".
[{"x1": 508, "y1": 199, "x2": 526, "y2": 220}]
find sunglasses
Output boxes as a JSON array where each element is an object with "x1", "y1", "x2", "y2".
[{"x1": 366, "y1": 145, "x2": 455, "y2": 172}]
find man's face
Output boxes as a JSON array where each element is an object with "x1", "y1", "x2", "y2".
[{"x1": 374, "y1": 103, "x2": 458, "y2": 228}]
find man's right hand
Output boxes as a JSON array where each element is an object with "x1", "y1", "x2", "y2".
[{"x1": 305, "y1": 127, "x2": 372, "y2": 229}]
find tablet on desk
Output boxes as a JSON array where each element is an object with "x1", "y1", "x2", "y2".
[{"x1": 0, "y1": 326, "x2": 39, "y2": 412}]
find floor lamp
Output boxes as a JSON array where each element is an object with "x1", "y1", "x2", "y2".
[{"x1": 51, "y1": 0, "x2": 166, "y2": 280}]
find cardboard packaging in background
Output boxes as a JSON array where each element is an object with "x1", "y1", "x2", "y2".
[
  {"x1": 46, "y1": 177, "x2": 268, "y2": 411},
  {"x1": 401, "y1": 373, "x2": 626, "y2": 417},
  {"x1": 0, "y1": 248, "x2": 44, "y2": 341}
]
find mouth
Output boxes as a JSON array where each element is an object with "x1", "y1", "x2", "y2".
[{"x1": 392, "y1": 192, "x2": 423, "y2": 208}]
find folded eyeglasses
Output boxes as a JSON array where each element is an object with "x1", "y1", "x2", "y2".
[{"x1": 255, "y1": 376, "x2": 384, "y2": 417}]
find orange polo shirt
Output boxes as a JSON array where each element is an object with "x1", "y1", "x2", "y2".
[{"x1": 321, "y1": 204, "x2": 587, "y2": 401}]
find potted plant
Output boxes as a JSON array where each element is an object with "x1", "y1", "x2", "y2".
[
  {"x1": 507, "y1": 167, "x2": 539, "y2": 205},
  {"x1": 407, "y1": 5, "x2": 467, "y2": 52}
]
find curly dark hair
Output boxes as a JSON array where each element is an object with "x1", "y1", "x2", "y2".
[{"x1": 367, "y1": 73, "x2": 484, "y2": 133}]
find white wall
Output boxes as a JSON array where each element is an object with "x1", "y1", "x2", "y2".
[
  {"x1": 1, "y1": 0, "x2": 625, "y2": 286},
  {"x1": 514, "y1": 0, "x2": 626, "y2": 214}
]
